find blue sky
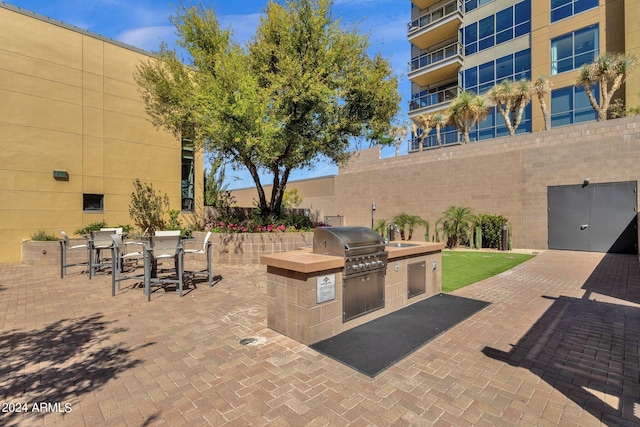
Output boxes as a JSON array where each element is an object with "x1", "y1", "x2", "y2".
[{"x1": 6, "y1": 0, "x2": 411, "y2": 189}]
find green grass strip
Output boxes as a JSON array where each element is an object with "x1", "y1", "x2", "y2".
[{"x1": 441, "y1": 250, "x2": 534, "y2": 293}]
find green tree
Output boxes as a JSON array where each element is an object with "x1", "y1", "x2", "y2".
[
  {"x1": 135, "y1": 1, "x2": 400, "y2": 221},
  {"x1": 204, "y1": 155, "x2": 229, "y2": 207},
  {"x1": 282, "y1": 188, "x2": 303, "y2": 209},
  {"x1": 486, "y1": 79, "x2": 532, "y2": 136},
  {"x1": 447, "y1": 91, "x2": 488, "y2": 144},
  {"x1": 532, "y1": 75, "x2": 552, "y2": 131},
  {"x1": 575, "y1": 52, "x2": 637, "y2": 121},
  {"x1": 439, "y1": 206, "x2": 476, "y2": 248}
]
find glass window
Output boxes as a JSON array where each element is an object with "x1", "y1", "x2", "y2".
[
  {"x1": 514, "y1": 49, "x2": 531, "y2": 79},
  {"x1": 465, "y1": 0, "x2": 478, "y2": 13},
  {"x1": 575, "y1": 0, "x2": 598, "y2": 14},
  {"x1": 465, "y1": 0, "x2": 494, "y2": 12},
  {"x1": 465, "y1": 68, "x2": 478, "y2": 91},
  {"x1": 551, "y1": 25, "x2": 598, "y2": 75},
  {"x1": 83, "y1": 194, "x2": 104, "y2": 212},
  {"x1": 464, "y1": 1, "x2": 530, "y2": 56},
  {"x1": 515, "y1": 0, "x2": 531, "y2": 24},
  {"x1": 464, "y1": 23, "x2": 478, "y2": 55},
  {"x1": 464, "y1": 49, "x2": 531, "y2": 93},
  {"x1": 515, "y1": 0, "x2": 531, "y2": 36},
  {"x1": 478, "y1": 15, "x2": 495, "y2": 50},
  {"x1": 181, "y1": 137, "x2": 195, "y2": 212},
  {"x1": 551, "y1": 0, "x2": 598, "y2": 23},
  {"x1": 551, "y1": 84, "x2": 598, "y2": 127},
  {"x1": 496, "y1": 55, "x2": 513, "y2": 80},
  {"x1": 478, "y1": 62, "x2": 495, "y2": 93},
  {"x1": 496, "y1": 8, "x2": 513, "y2": 32}
]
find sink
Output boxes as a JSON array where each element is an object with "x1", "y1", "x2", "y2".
[{"x1": 386, "y1": 242, "x2": 419, "y2": 248}]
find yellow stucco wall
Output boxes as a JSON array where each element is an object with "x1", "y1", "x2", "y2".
[
  {"x1": 0, "y1": 5, "x2": 203, "y2": 263},
  {"x1": 625, "y1": 0, "x2": 640, "y2": 109}
]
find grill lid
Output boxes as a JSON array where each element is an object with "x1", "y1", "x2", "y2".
[{"x1": 313, "y1": 226, "x2": 385, "y2": 256}]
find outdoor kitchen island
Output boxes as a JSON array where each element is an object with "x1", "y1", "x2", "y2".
[{"x1": 261, "y1": 227, "x2": 444, "y2": 345}]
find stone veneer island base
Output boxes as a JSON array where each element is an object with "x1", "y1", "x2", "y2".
[{"x1": 261, "y1": 242, "x2": 444, "y2": 345}]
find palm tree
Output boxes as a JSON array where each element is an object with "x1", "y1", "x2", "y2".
[
  {"x1": 390, "y1": 123, "x2": 408, "y2": 157},
  {"x1": 447, "y1": 91, "x2": 489, "y2": 144},
  {"x1": 374, "y1": 219, "x2": 388, "y2": 240},
  {"x1": 417, "y1": 114, "x2": 432, "y2": 150},
  {"x1": 486, "y1": 79, "x2": 532, "y2": 136},
  {"x1": 431, "y1": 113, "x2": 447, "y2": 146},
  {"x1": 575, "y1": 52, "x2": 637, "y2": 121},
  {"x1": 405, "y1": 214, "x2": 426, "y2": 240},
  {"x1": 532, "y1": 75, "x2": 552, "y2": 130},
  {"x1": 438, "y1": 206, "x2": 476, "y2": 248}
]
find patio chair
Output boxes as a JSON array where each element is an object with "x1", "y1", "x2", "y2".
[
  {"x1": 144, "y1": 235, "x2": 184, "y2": 302},
  {"x1": 184, "y1": 231, "x2": 214, "y2": 286},
  {"x1": 89, "y1": 230, "x2": 116, "y2": 279},
  {"x1": 100, "y1": 227, "x2": 123, "y2": 234},
  {"x1": 59, "y1": 231, "x2": 89, "y2": 278},
  {"x1": 110, "y1": 234, "x2": 145, "y2": 297},
  {"x1": 154, "y1": 230, "x2": 181, "y2": 236}
]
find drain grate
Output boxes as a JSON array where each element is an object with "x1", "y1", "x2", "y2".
[{"x1": 239, "y1": 338, "x2": 258, "y2": 345}]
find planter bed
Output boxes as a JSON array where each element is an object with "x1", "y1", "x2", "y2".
[{"x1": 22, "y1": 232, "x2": 315, "y2": 266}]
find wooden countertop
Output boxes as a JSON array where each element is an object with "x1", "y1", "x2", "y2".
[{"x1": 261, "y1": 241, "x2": 444, "y2": 274}]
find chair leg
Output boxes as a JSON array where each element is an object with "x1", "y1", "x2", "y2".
[
  {"x1": 111, "y1": 254, "x2": 117, "y2": 297},
  {"x1": 178, "y1": 253, "x2": 184, "y2": 297},
  {"x1": 60, "y1": 241, "x2": 66, "y2": 279},
  {"x1": 207, "y1": 247, "x2": 213, "y2": 287}
]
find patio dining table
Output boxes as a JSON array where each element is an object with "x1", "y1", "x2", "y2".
[{"x1": 142, "y1": 235, "x2": 186, "y2": 301}]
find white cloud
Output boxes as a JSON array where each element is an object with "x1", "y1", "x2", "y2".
[
  {"x1": 117, "y1": 25, "x2": 176, "y2": 52},
  {"x1": 219, "y1": 13, "x2": 262, "y2": 45}
]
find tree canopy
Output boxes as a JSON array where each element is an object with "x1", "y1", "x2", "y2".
[{"x1": 134, "y1": 0, "x2": 400, "y2": 219}]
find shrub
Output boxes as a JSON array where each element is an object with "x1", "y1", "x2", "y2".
[
  {"x1": 129, "y1": 179, "x2": 169, "y2": 235},
  {"x1": 75, "y1": 221, "x2": 107, "y2": 235},
  {"x1": 31, "y1": 230, "x2": 59, "y2": 241},
  {"x1": 474, "y1": 214, "x2": 509, "y2": 249},
  {"x1": 438, "y1": 206, "x2": 475, "y2": 248},
  {"x1": 75, "y1": 222, "x2": 133, "y2": 236}
]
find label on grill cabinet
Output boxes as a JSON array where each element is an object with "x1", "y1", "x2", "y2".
[{"x1": 316, "y1": 274, "x2": 336, "y2": 303}]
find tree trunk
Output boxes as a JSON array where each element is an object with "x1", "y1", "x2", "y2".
[{"x1": 538, "y1": 94, "x2": 550, "y2": 130}]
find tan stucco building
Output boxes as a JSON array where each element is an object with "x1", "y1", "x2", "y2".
[
  {"x1": 0, "y1": 4, "x2": 203, "y2": 262},
  {"x1": 407, "y1": 0, "x2": 640, "y2": 149}
]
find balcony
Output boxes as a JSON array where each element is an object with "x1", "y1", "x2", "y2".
[
  {"x1": 408, "y1": 42, "x2": 463, "y2": 86},
  {"x1": 408, "y1": 0, "x2": 463, "y2": 50},
  {"x1": 408, "y1": 128, "x2": 460, "y2": 152},
  {"x1": 408, "y1": 85, "x2": 461, "y2": 116},
  {"x1": 411, "y1": 0, "x2": 442, "y2": 9}
]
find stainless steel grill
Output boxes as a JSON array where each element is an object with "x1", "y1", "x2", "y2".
[{"x1": 313, "y1": 226, "x2": 388, "y2": 321}]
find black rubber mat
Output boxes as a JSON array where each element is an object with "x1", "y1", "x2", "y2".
[{"x1": 310, "y1": 293, "x2": 490, "y2": 377}]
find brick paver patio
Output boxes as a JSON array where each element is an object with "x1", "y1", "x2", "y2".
[{"x1": 1, "y1": 250, "x2": 639, "y2": 426}]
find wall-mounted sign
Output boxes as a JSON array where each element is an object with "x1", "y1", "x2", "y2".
[{"x1": 316, "y1": 274, "x2": 336, "y2": 303}]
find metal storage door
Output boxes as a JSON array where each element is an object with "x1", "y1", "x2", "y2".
[{"x1": 548, "y1": 181, "x2": 637, "y2": 253}]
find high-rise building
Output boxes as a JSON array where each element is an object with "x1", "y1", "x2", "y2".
[{"x1": 407, "y1": 0, "x2": 640, "y2": 151}]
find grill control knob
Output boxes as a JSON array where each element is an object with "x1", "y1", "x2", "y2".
[
  {"x1": 364, "y1": 262, "x2": 371, "y2": 268},
  {"x1": 358, "y1": 263, "x2": 365, "y2": 269}
]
